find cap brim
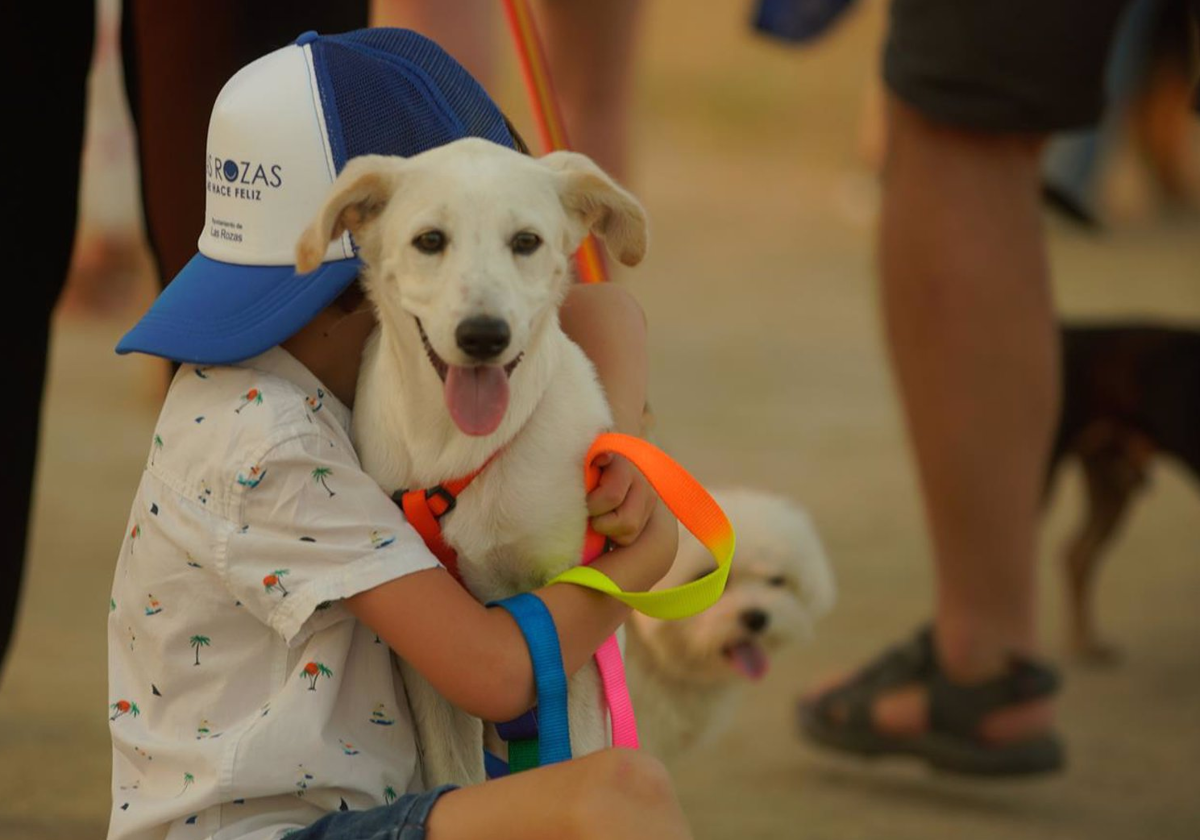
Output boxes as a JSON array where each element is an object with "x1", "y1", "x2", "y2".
[{"x1": 116, "y1": 252, "x2": 362, "y2": 365}]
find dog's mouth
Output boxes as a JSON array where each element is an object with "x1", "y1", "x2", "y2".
[
  {"x1": 416, "y1": 318, "x2": 524, "y2": 437},
  {"x1": 722, "y1": 639, "x2": 769, "y2": 681}
]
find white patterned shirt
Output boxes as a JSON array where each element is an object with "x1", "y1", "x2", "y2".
[{"x1": 107, "y1": 347, "x2": 440, "y2": 840}]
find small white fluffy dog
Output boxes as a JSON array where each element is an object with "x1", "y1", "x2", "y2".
[
  {"x1": 626, "y1": 488, "x2": 835, "y2": 761},
  {"x1": 296, "y1": 138, "x2": 647, "y2": 787}
]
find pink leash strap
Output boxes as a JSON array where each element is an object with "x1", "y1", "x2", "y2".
[{"x1": 582, "y1": 526, "x2": 639, "y2": 748}]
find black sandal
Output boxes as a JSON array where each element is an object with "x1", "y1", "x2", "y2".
[{"x1": 798, "y1": 625, "x2": 1065, "y2": 776}]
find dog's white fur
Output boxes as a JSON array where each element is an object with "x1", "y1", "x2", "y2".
[
  {"x1": 296, "y1": 138, "x2": 647, "y2": 787},
  {"x1": 626, "y1": 488, "x2": 835, "y2": 761}
]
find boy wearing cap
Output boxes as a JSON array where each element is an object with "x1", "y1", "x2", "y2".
[{"x1": 107, "y1": 29, "x2": 688, "y2": 840}]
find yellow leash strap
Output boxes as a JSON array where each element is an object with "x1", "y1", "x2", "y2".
[{"x1": 548, "y1": 433, "x2": 735, "y2": 620}]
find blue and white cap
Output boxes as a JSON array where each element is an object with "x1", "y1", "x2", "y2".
[{"x1": 118, "y1": 29, "x2": 517, "y2": 364}]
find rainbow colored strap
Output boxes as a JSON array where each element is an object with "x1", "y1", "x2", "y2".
[{"x1": 550, "y1": 433, "x2": 736, "y2": 621}]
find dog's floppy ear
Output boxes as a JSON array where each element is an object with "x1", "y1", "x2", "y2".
[
  {"x1": 295, "y1": 155, "x2": 404, "y2": 273},
  {"x1": 541, "y1": 151, "x2": 648, "y2": 267}
]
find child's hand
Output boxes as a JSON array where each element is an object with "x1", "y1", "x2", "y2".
[
  {"x1": 587, "y1": 453, "x2": 658, "y2": 546},
  {"x1": 590, "y1": 497, "x2": 679, "y2": 593}
]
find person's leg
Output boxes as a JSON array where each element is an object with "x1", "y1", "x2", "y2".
[
  {"x1": 533, "y1": 0, "x2": 643, "y2": 180},
  {"x1": 369, "y1": 0, "x2": 642, "y2": 181},
  {"x1": 873, "y1": 98, "x2": 1056, "y2": 742},
  {"x1": 3, "y1": 5, "x2": 96, "y2": 680},
  {"x1": 427, "y1": 750, "x2": 691, "y2": 840},
  {"x1": 802, "y1": 0, "x2": 1135, "y2": 772}
]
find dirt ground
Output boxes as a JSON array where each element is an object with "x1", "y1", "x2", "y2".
[{"x1": 3, "y1": 3, "x2": 1200, "y2": 838}]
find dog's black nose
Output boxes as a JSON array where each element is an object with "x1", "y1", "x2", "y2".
[
  {"x1": 740, "y1": 608, "x2": 769, "y2": 634},
  {"x1": 456, "y1": 316, "x2": 511, "y2": 360}
]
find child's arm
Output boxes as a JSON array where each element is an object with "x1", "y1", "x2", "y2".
[
  {"x1": 345, "y1": 500, "x2": 677, "y2": 723},
  {"x1": 560, "y1": 282, "x2": 661, "y2": 546},
  {"x1": 559, "y1": 282, "x2": 648, "y2": 437}
]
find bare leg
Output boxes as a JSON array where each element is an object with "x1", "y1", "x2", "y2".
[
  {"x1": 369, "y1": 0, "x2": 641, "y2": 182},
  {"x1": 533, "y1": 0, "x2": 642, "y2": 180},
  {"x1": 427, "y1": 750, "x2": 691, "y2": 840},
  {"x1": 870, "y1": 96, "x2": 1058, "y2": 743}
]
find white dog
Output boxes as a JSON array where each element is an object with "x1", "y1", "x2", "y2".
[
  {"x1": 296, "y1": 138, "x2": 648, "y2": 787},
  {"x1": 626, "y1": 488, "x2": 835, "y2": 761}
]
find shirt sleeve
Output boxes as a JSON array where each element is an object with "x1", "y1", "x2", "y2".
[{"x1": 219, "y1": 430, "x2": 440, "y2": 647}]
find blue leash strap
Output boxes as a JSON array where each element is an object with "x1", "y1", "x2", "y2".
[{"x1": 490, "y1": 593, "x2": 572, "y2": 767}]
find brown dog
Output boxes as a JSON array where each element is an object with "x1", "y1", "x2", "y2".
[{"x1": 1046, "y1": 324, "x2": 1200, "y2": 662}]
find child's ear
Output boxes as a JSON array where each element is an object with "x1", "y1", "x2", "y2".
[
  {"x1": 540, "y1": 151, "x2": 648, "y2": 267},
  {"x1": 295, "y1": 155, "x2": 404, "y2": 273}
]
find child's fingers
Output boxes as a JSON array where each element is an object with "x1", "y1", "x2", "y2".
[
  {"x1": 586, "y1": 456, "x2": 633, "y2": 517},
  {"x1": 591, "y1": 476, "x2": 657, "y2": 547}
]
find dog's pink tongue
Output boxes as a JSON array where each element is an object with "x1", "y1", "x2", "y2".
[
  {"x1": 726, "y1": 642, "x2": 769, "y2": 681},
  {"x1": 444, "y1": 365, "x2": 510, "y2": 436}
]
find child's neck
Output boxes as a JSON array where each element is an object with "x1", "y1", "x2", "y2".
[{"x1": 282, "y1": 306, "x2": 376, "y2": 408}]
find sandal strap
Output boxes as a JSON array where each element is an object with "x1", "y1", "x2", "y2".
[
  {"x1": 930, "y1": 655, "x2": 1061, "y2": 740},
  {"x1": 813, "y1": 625, "x2": 936, "y2": 729}
]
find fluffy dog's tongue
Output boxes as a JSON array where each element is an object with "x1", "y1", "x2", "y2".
[
  {"x1": 445, "y1": 365, "x2": 509, "y2": 436},
  {"x1": 726, "y1": 641, "x2": 769, "y2": 681}
]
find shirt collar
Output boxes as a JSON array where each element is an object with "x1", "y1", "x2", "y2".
[{"x1": 234, "y1": 347, "x2": 352, "y2": 434}]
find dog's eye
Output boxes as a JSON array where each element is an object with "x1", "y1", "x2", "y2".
[
  {"x1": 511, "y1": 232, "x2": 542, "y2": 256},
  {"x1": 766, "y1": 575, "x2": 787, "y2": 588},
  {"x1": 413, "y1": 230, "x2": 447, "y2": 255}
]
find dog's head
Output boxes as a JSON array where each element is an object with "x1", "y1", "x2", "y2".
[
  {"x1": 296, "y1": 138, "x2": 647, "y2": 436},
  {"x1": 631, "y1": 488, "x2": 835, "y2": 685}
]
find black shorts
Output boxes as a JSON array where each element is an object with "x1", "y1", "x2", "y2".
[{"x1": 883, "y1": 0, "x2": 1194, "y2": 132}]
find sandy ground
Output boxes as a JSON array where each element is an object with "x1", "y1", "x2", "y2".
[{"x1": 3, "y1": 3, "x2": 1200, "y2": 838}]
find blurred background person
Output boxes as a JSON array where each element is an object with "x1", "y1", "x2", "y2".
[
  {"x1": 1042, "y1": 0, "x2": 1199, "y2": 228},
  {"x1": 371, "y1": 0, "x2": 642, "y2": 181},
  {"x1": 799, "y1": 0, "x2": 1197, "y2": 777},
  {"x1": 5, "y1": 0, "x2": 367, "y2": 682}
]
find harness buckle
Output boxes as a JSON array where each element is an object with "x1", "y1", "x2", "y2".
[{"x1": 425, "y1": 485, "x2": 457, "y2": 518}]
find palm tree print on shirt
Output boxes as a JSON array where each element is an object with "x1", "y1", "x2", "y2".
[
  {"x1": 263, "y1": 569, "x2": 289, "y2": 597},
  {"x1": 383, "y1": 785, "x2": 398, "y2": 805},
  {"x1": 301, "y1": 662, "x2": 333, "y2": 690},
  {"x1": 151, "y1": 434, "x2": 163, "y2": 466},
  {"x1": 110, "y1": 700, "x2": 140, "y2": 721},
  {"x1": 178, "y1": 772, "x2": 195, "y2": 796},
  {"x1": 189, "y1": 635, "x2": 211, "y2": 666},
  {"x1": 311, "y1": 467, "x2": 335, "y2": 497},
  {"x1": 235, "y1": 388, "x2": 263, "y2": 413}
]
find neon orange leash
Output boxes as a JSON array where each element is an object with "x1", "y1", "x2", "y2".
[{"x1": 502, "y1": 0, "x2": 608, "y2": 285}]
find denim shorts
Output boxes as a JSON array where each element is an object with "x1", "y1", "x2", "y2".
[{"x1": 287, "y1": 786, "x2": 457, "y2": 840}]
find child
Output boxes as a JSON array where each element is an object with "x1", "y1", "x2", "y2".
[{"x1": 109, "y1": 29, "x2": 688, "y2": 840}]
